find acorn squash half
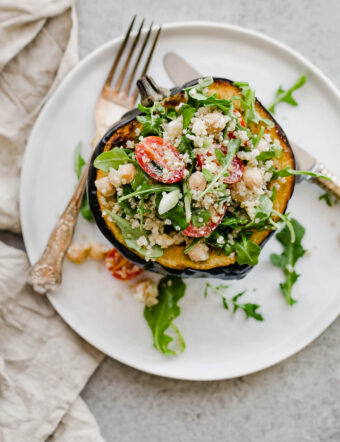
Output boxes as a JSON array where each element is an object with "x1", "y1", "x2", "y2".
[{"x1": 87, "y1": 77, "x2": 295, "y2": 280}]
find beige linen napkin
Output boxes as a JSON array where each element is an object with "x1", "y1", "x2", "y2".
[{"x1": 0, "y1": 1, "x2": 105, "y2": 440}]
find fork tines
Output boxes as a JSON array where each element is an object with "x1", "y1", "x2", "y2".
[{"x1": 104, "y1": 16, "x2": 161, "y2": 104}]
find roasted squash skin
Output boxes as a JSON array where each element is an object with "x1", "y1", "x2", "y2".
[{"x1": 88, "y1": 78, "x2": 295, "y2": 280}]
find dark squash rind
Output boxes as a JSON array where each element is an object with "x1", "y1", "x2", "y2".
[{"x1": 87, "y1": 78, "x2": 295, "y2": 280}]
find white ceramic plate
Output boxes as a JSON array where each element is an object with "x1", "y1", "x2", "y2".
[{"x1": 20, "y1": 22, "x2": 340, "y2": 380}]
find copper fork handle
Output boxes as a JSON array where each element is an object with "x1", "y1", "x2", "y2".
[
  {"x1": 27, "y1": 164, "x2": 88, "y2": 294},
  {"x1": 312, "y1": 163, "x2": 340, "y2": 201}
]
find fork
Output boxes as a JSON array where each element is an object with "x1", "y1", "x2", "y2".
[{"x1": 28, "y1": 17, "x2": 161, "y2": 295}]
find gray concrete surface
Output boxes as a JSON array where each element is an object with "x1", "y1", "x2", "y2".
[
  {"x1": 77, "y1": 1, "x2": 340, "y2": 441},
  {"x1": 2, "y1": 0, "x2": 338, "y2": 440}
]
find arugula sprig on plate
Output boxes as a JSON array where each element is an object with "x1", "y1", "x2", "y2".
[
  {"x1": 144, "y1": 276, "x2": 186, "y2": 355},
  {"x1": 270, "y1": 218, "x2": 306, "y2": 305},
  {"x1": 204, "y1": 283, "x2": 264, "y2": 321},
  {"x1": 74, "y1": 142, "x2": 94, "y2": 222}
]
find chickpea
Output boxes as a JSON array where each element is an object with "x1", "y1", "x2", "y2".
[
  {"x1": 89, "y1": 242, "x2": 110, "y2": 260},
  {"x1": 118, "y1": 163, "x2": 136, "y2": 184},
  {"x1": 188, "y1": 242, "x2": 210, "y2": 262},
  {"x1": 243, "y1": 167, "x2": 263, "y2": 189},
  {"x1": 108, "y1": 168, "x2": 122, "y2": 187},
  {"x1": 67, "y1": 243, "x2": 90, "y2": 264},
  {"x1": 166, "y1": 117, "x2": 183, "y2": 138},
  {"x1": 188, "y1": 171, "x2": 207, "y2": 191},
  {"x1": 95, "y1": 176, "x2": 115, "y2": 196}
]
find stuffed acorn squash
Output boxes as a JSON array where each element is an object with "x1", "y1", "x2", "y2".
[{"x1": 87, "y1": 77, "x2": 295, "y2": 280}]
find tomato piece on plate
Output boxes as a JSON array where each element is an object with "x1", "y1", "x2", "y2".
[
  {"x1": 135, "y1": 136, "x2": 185, "y2": 183},
  {"x1": 105, "y1": 249, "x2": 143, "y2": 280},
  {"x1": 183, "y1": 206, "x2": 227, "y2": 238},
  {"x1": 196, "y1": 144, "x2": 244, "y2": 184}
]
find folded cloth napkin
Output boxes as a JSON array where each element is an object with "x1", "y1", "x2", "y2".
[{"x1": 0, "y1": 1, "x2": 105, "y2": 440}]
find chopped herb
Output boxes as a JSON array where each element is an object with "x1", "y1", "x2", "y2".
[
  {"x1": 268, "y1": 75, "x2": 307, "y2": 113},
  {"x1": 270, "y1": 219, "x2": 306, "y2": 305},
  {"x1": 144, "y1": 275, "x2": 186, "y2": 355}
]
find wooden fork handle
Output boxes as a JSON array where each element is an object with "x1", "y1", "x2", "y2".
[{"x1": 27, "y1": 164, "x2": 88, "y2": 294}]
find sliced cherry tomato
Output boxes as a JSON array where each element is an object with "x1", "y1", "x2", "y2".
[
  {"x1": 135, "y1": 136, "x2": 185, "y2": 183},
  {"x1": 105, "y1": 248, "x2": 143, "y2": 280},
  {"x1": 183, "y1": 206, "x2": 227, "y2": 238},
  {"x1": 196, "y1": 144, "x2": 244, "y2": 184}
]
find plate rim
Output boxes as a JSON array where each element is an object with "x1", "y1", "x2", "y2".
[{"x1": 20, "y1": 20, "x2": 340, "y2": 381}]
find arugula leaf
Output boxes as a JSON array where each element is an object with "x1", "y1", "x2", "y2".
[
  {"x1": 245, "y1": 195, "x2": 273, "y2": 228},
  {"x1": 268, "y1": 75, "x2": 307, "y2": 113},
  {"x1": 118, "y1": 184, "x2": 179, "y2": 202},
  {"x1": 74, "y1": 141, "x2": 85, "y2": 179},
  {"x1": 204, "y1": 284, "x2": 263, "y2": 321},
  {"x1": 178, "y1": 104, "x2": 196, "y2": 129},
  {"x1": 231, "y1": 291, "x2": 264, "y2": 321},
  {"x1": 234, "y1": 233, "x2": 261, "y2": 266},
  {"x1": 73, "y1": 141, "x2": 94, "y2": 222},
  {"x1": 184, "y1": 77, "x2": 213, "y2": 95},
  {"x1": 204, "y1": 282, "x2": 229, "y2": 298},
  {"x1": 198, "y1": 138, "x2": 241, "y2": 199},
  {"x1": 80, "y1": 193, "x2": 94, "y2": 221},
  {"x1": 233, "y1": 82, "x2": 274, "y2": 127},
  {"x1": 270, "y1": 218, "x2": 306, "y2": 305},
  {"x1": 144, "y1": 275, "x2": 186, "y2": 355},
  {"x1": 191, "y1": 208, "x2": 211, "y2": 227},
  {"x1": 270, "y1": 166, "x2": 331, "y2": 181},
  {"x1": 94, "y1": 147, "x2": 130, "y2": 172},
  {"x1": 182, "y1": 179, "x2": 192, "y2": 223},
  {"x1": 131, "y1": 165, "x2": 149, "y2": 191},
  {"x1": 105, "y1": 210, "x2": 163, "y2": 259},
  {"x1": 256, "y1": 144, "x2": 282, "y2": 162},
  {"x1": 137, "y1": 102, "x2": 166, "y2": 137},
  {"x1": 319, "y1": 192, "x2": 338, "y2": 207},
  {"x1": 253, "y1": 126, "x2": 265, "y2": 148}
]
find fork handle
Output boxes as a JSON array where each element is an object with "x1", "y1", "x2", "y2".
[
  {"x1": 312, "y1": 163, "x2": 340, "y2": 201},
  {"x1": 27, "y1": 164, "x2": 88, "y2": 294}
]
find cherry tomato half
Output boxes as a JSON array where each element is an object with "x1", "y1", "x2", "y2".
[
  {"x1": 183, "y1": 206, "x2": 227, "y2": 238},
  {"x1": 105, "y1": 249, "x2": 143, "y2": 280},
  {"x1": 135, "y1": 136, "x2": 185, "y2": 183},
  {"x1": 196, "y1": 144, "x2": 244, "y2": 184}
]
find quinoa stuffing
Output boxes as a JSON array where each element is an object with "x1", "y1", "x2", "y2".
[{"x1": 93, "y1": 77, "x2": 294, "y2": 266}]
